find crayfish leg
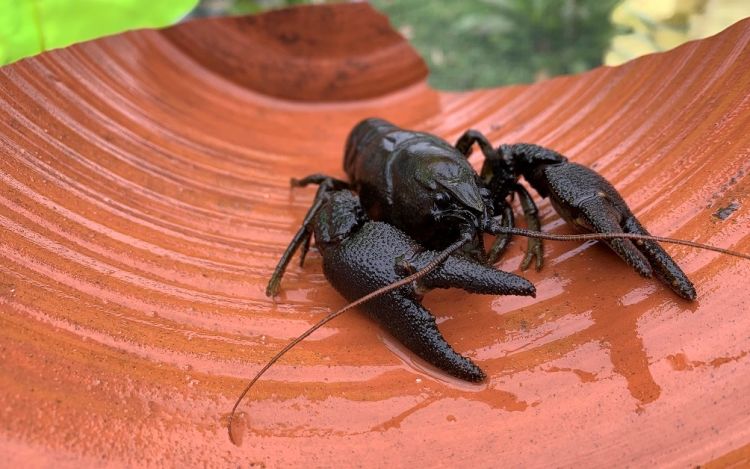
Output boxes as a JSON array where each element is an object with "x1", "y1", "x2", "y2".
[
  {"x1": 455, "y1": 129, "x2": 497, "y2": 160},
  {"x1": 513, "y1": 183, "x2": 543, "y2": 271},
  {"x1": 292, "y1": 173, "x2": 349, "y2": 189},
  {"x1": 265, "y1": 174, "x2": 350, "y2": 297},
  {"x1": 487, "y1": 204, "x2": 514, "y2": 264},
  {"x1": 298, "y1": 232, "x2": 312, "y2": 267}
]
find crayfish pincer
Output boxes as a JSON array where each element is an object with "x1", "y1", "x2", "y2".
[
  {"x1": 456, "y1": 131, "x2": 697, "y2": 300},
  {"x1": 266, "y1": 175, "x2": 535, "y2": 381}
]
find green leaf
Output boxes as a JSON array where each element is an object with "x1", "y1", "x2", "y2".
[{"x1": 0, "y1": 0, "x2": 198, "y2": 65}]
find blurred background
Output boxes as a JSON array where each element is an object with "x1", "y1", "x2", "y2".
[{"x1": 2, "y1": 0, "x2": 749, "y2": 90}]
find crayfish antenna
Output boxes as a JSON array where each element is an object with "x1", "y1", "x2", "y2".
[
  {"x1": 228, "y1": 235, "x2": 471, "y2": 444},
  {"x1": 493, "y1": 227, "x2": 750, "y2": 261}
]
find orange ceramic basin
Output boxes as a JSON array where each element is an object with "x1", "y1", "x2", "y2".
[{"x1": 1, "y1": 4, "x2": 749, "y2": 466}]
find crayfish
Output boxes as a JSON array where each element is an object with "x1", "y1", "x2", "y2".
[
  {"x1": 269, "y1": 174, "x2": 535, "y2": 382},
  {"x1": 229, "y1": 118, "x2": 748, "y2": 440}
]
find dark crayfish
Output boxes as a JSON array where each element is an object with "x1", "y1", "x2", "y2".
[{"x1": 229, "y1": 119, "x2": 749, "y2": 441}]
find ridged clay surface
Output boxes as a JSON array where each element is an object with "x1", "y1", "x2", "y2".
[{"x1": 1, "y1": 3, "x2": 749, "y2": 467}]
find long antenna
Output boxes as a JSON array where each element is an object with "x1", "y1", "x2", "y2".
[
  {"x1": 493, "y1": 227, "x2": 750, "y2": 260},
  {"x1": 227, "y1": 235, "x2": 470, "y2": 444},
  {"x1": 229, "y1": 226, "x2": 748, "y2": 442}
]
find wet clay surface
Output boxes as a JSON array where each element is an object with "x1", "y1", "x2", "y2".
[{"x1": 1, "y1": 3, "x2": 749, "y2": 467}]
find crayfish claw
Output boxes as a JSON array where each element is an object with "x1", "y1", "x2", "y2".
[
  {"x1": 377, "y1": 295, "x2": 486, "y2": 382},
  {"x1": 419, "y1": 253, "x2": 536, "y2": 298},
  {"x1": 577, "y1": 200, "x2": 653, "y2": 279},
  {"x1": 533, "y1": 160, "x2": 695, "y2": 299},
  {"x1": 622, "y1": 216, "x2": 696, "y2": 300}
]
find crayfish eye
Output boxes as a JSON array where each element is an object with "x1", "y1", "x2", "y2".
[{"x1": 435, "y1": 192, "x2": 451, "y2": 209}]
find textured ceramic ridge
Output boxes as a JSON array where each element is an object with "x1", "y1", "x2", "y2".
[{"x1": 1, "y1": 3, "x2": 749, "y2": 467}]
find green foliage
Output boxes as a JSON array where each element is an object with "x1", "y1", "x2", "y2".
[
  {"x1": 1, "y1": 0, "x2": 621, "y2": 89},
  {"x1": 0, "y1": 0, "x2": 199, "y2": 65},
  {"x1": 193, "y1": 0, "x2": 619, "y2": 89},
  {"x1": 190, "y1": 0, "x2": 308, "y2": 17},
  {"x1": 605, "y1": 0, "x2": 750, "y2": 65},
  {"x1": 371, "y1": 0, "x2": 620, "y2": 89}
]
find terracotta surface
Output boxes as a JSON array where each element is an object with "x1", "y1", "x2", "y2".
[{"x1": 1, "y1": 3, "x2": 749, "y2": 467}]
